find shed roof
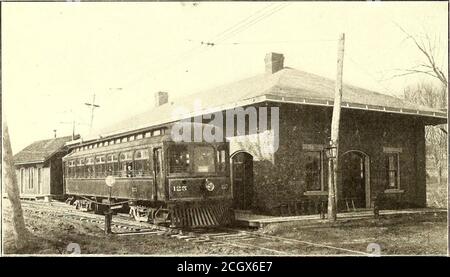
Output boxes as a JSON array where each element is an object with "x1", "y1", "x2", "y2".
[
  {"x1": 14, "y1": 136, "x2": 73, "y2": 165},
  {"x1": 84, "y1": 67, "x2": 447, "y2": 141}
]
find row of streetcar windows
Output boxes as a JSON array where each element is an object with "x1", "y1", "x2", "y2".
[
  {"x1": 66, "y1": 145, "x2": 228, "y2": 178},
  {"x1": 66, "y1": 149, "x2": 151, "y2": 178}
]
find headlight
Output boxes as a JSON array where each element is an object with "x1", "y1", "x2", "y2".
[{"x1": 205, "y1": 180, "x2": 215, "y2": 191}]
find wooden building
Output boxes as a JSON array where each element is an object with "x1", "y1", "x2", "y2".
[
  {"x1": 13, "y1": 136, "x2": 73, "y2": 200},
  {"x1": 77, "y1": 52, "x2": 446, "y2": 216}
]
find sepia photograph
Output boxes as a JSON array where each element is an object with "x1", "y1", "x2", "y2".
[{"x1": 1, "y1": 1, "x2": 448, "y2": 261}]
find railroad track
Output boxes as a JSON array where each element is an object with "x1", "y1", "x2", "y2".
[{"x1": 21, "y1": 200, "x2": 369, "y2": 255}]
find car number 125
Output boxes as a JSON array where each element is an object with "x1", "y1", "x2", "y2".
[{"x1": 173, "y1": 185, "x2": 188, "y2": 192}]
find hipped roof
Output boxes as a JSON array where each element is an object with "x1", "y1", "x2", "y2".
[{"x1": 83, "y1": 67, "x2": 447, "y2": 142}]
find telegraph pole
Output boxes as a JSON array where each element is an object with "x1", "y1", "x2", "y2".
[
  {"x1": 85, "y1": 94, "x2": 100, "y2": 130},
  {"x1": 327, "y1": 33, "x2": 345, "y2": 222}
]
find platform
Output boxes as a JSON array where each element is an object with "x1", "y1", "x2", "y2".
[{"x1": 234, "y1": 208, "x2": 447, "y2": 228}]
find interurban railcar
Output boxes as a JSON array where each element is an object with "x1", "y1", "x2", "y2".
[{"x1": 62, "y1": 123, "x2": 233, "y2": 228}]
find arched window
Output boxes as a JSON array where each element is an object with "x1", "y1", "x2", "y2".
[
  {"x1": 134, "y1": 149, "x2": 151, "y2": 177},
  {"x1": 119, "y1": 151, "x2": 133, "y2": 177},
  {"x1": 95, "y1": 155, "x2": 106, "y2": 178},
  {"x1": 106, "y1": 153, "x2": 119, "y2": 176}
]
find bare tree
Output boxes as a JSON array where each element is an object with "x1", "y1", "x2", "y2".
[
  {"x1": 393, "y1": 24, "x2": 448, "y2": 198},
  {"x1": 394, "y1": 23, "x2": 448, "y2": 108},
  {"x1": 405, "y1": 83, "x2": 447, "y2": 194},
  {"x1": 2, "y1": 122, "x2": 29, "y2": 249}
]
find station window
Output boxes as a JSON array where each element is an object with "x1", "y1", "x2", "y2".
[
  {"x1": 386, "y1": 152, "x2": 400, "y2": 189},
  {"x1": 134, "y1": 149, "x2": 151, "y2": 177},
  {"x1": 304, "y1": 151, "x2": 324, "y2": 191},
  {"x1": 20, "y1": 168, "x2": 25, "y2": 192},
  {"x1": 119, "y1": 151, "x2": 133, "y2": 177},
  {"x1": 106, "y1": 154, "x2": 119, "y2": 176},
  {"x1": 169, "y1": 145, "x2": 190, "y2": 173},
  {"x1": 86, "y1": 157, "x2": 95, "y2": 178},
  {"x1": 193, "y1": 146, "x2": 216, "y2": 173},
  {"x1": 95, "y1": 156, "x2": 106, "y2": 178},
  {"x1": 28, "y1": 168, "x2": 34, "y2": 189},
  {"x1": 77, "y1": 158, "x2": 85, "y2": 178}
]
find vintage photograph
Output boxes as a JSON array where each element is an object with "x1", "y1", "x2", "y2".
[{"x1": 1, "y1": 1, "x2": 448, "y2": 257}]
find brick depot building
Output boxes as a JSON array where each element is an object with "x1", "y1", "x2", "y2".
[{"x1": 81, "y1": 52, "x2": 446, "y2": 216}]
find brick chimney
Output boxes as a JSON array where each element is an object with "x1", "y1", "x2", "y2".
[
  {"x1": 264, "y1": 52, "x2": 284, "y2": 74},
  {"x1": 154, "y1": 91, "x2": 169, "y2": 107}
]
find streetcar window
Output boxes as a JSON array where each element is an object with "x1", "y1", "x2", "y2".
[
  {"x1": 77, "y1": 158, "x2": 85, "y2": 178},
  {"x1": 106, "y1": 154, "x2": 119, "y2": 176},
  {"x1": 134, "y1": 149, "x2": 151, "y2": 177},
  {"x1": 86, "y1": 157, "x2": 95, "y2": 178},
  {"x1": 217, "y1": 147, "x2": 227, "y2": 172},
  {"x1": 153, "y1": 129, "x2": 161, "y2": 136},
  {"x1": 115, "y1": 138, "x2": 120, "y2": 144},
  {"x1": 169, "y1": 145, "x2": 190, "y2": 173},
  {"x1": 65, "y1": 162, "x2": 69, "y2": 177},
  {"x1": 95, "y1": 156, "x2": 106, "y2": 178},
  {"x1": 193, "y1": 146, "x2": 215, "y2": 173},
  {"x1": 119, "y1": 151, "x2": 133, "y2": 177},
  {"x1": 144, "y1": 131, "x2": 151, "y2": 138},
  {"x1": 121, "y1": 137, "x2": 127, "y2": 143},
  {"x1": 129, "y1": 135, "x2": 135, "y2": 141},
  {"x1": 68, "y1": 160, "x2": 75, "y2": 178},
  {"x1": 136, "y1": 134, "x2": 143, "y2": 140}
]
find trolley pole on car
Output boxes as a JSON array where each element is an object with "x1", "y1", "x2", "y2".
[
  {"x1": 327, "y1": 33, "x2": 345, "y2": 222},
  {"x1": 104, "y1": 176, "x2": 116, "y2": 234}
]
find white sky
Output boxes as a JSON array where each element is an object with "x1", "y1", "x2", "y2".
[{"x1": 2, "y1": 1, "x2": 448, "y2": 154}]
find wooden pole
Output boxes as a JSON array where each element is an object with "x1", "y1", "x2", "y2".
[
  {"x1": 2, "y1": 122, "x2": 29, "y2": 248},
  {"x1": 327, "y1": 33, "x2": 345, "y2": 222}
]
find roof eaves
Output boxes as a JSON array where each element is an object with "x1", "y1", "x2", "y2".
[
  {"x1": 14, "y1": 160, "x2": 45, "y2": 166},
  {"x1": 264, "y1": 94, "x2": 447, "y2": 119}
]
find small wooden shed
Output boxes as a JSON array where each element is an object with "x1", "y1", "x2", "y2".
[{"x1": 13, "y1": 136, "x2": 73, "y2": 200}]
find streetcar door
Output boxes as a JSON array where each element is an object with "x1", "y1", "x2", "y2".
[{"x1": 153, "y1": 147, "x2": 164, "y2": 201}]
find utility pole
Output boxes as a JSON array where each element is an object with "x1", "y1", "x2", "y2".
[
  {"x1": 327, "y1": 33, "x2": 345, "y2": 222},
  {"x1": 59, "y1": 121, "x2": 76, "y2": 140},
  {"x1": 85, "y1": 93, "x2": 100, "y2": 130}
]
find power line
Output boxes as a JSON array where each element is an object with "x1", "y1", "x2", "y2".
[
  {"x1": 346, "y1": 54, "x2": 397, "y2": 96},
  {"x1": 121, "y1": 3, "x2": 290, "y2": 92}
]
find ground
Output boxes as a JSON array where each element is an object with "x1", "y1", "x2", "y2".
[{"x1": 2, "y1": 200, "x2": 447, "y2": 255}]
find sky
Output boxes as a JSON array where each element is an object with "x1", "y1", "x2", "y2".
[{"x1": 2, "y1": 1, "x2": 448, "y2": 154}]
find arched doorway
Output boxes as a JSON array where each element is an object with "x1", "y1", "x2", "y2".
[
  {"x1": 340, "y1": 150, "x2": 371, "y2": 209},
  {"x1": 231, "y1": 152, "x2": 254, "y2": 210}
]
